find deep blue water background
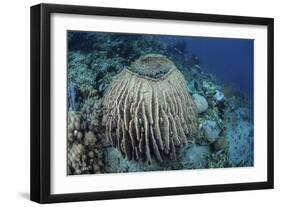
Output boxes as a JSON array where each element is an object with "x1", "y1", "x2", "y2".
[{"x1": 157, "y1": 36, "x2": 254, "y2": 98}]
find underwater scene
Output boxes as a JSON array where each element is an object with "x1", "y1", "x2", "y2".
[{"x1": 67, "y1": 31, "x2": 254, "y2": 175}]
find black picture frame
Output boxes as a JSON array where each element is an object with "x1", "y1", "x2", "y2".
[{"x1": 30, "y1": 3, "x2": 274, "y2": 204}]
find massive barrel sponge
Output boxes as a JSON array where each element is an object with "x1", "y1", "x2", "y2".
[{"x1": 103, "y1": 54, "x2": 198, "y2": 163}]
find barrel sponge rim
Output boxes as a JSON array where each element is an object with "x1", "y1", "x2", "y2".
[{"x1": 128, "y1": 54, "x2": 176, "y2": 80}]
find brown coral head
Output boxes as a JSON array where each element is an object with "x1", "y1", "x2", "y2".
[{"x1": 103, "y1": 54, "x2": 198, "y2": 164}]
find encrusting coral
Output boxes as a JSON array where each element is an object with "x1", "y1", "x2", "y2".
[
  {"x1": 103, "y1": 54, "x2": 198, "y2": 163},
  {"x1": 192, "y1": 93, "x2": 208, "y2": 113}
]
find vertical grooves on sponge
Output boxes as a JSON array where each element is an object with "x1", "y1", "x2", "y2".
[{"x1": 103, "y1": 54, "x2": 197, "y2": 162}]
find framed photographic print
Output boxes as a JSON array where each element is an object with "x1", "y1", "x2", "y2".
[{"x1": 30, "y1": 3, "x2": 274, "y2": 203}]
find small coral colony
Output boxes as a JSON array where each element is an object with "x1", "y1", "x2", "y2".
[{"x1": 67, "y1": 31, "x2": 254, "y2": 175}]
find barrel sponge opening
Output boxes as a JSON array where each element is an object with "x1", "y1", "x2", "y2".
[
  {"x1": 103, "y1": 54, "x2": 198, "y2": 163},
  {"x1": 129, "y1": 54, "x2": 175, "y2": 79}
]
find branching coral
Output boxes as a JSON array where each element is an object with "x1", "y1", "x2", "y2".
[{"x1": 103, "y1": 54, "x2": 198, "y2": 163}]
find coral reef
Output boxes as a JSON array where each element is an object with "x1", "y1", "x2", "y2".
[
  {"x1": 68, "y1": 143, "x2": 85, "y2": 174},
  {"x1": 213, "y1": 90, "x2": 225, "y2": 103},
  {"x1": 180, "y1": 144, "x2": 211, "y2": 169},
  {"x1": 212, "y1": 136, "x2": 228, "y2": 152},
  {"x1": 192, "y1": 94, "x2": 208, "y2": 113},
  {"x1": 84, "y1": 131, "x2": 97, "y2": 146},
  {"x1": 103, "y1": 54, "x2": 198, "y2": 163},
  {"x1": 66, "y1": 31, "x2": 254, "y2": 175},
  {"x1": 207, "y1": 150, "x2": 232, "y2": 168},
  {"x1": 67, "y1": 112, "x2": 82, "y2": 143},
  {"x1": 67, "y1": 111, "x2": 108, "y2": 175},
  {"x1": 225, "y1": 108, "x2": 253, "y2": 166},
  {"x1": 201, "y1": 120, "x2": 221, "y2": 143}
]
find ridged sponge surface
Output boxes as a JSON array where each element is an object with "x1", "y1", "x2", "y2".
[{"x1": 103, "y1": 54, "x2": 197, "y2": 163}]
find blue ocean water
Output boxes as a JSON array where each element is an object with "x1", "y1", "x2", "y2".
[{"x1": 156, "y1": 36, "x2": 254, "y2": 98}]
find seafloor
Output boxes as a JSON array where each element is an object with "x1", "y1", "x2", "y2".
[{"x1": 67, "y1": 32, "x2": 254, "y2": 175}]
